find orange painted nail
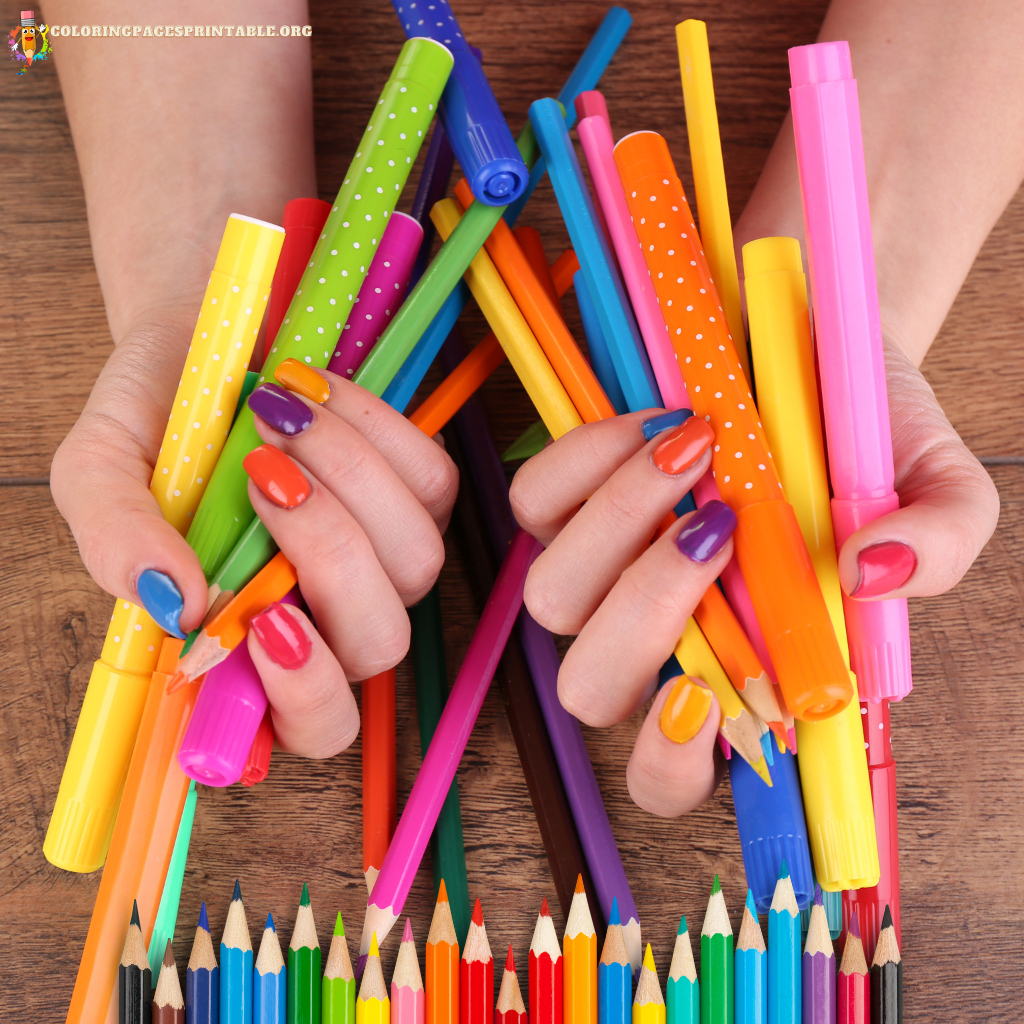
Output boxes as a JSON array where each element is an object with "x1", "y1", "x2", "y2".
[
  {"x1": 243, "y1": 444, "x2": 310, "y2": 508},
  {"x1": 274, "y1": 358, "x2": 332, "y2": 404},
  {"x1": 651, "y1": 416, "x2": 715, "y2": 475},
  {"x1": 660, "y1": 676, "x2": 714, "y2": 744}
]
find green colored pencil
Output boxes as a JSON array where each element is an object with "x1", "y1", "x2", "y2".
[
  {"x1": 700, "y1": 877, "x2": 733, "y2": 1024},
  {"x1": 666, "y1": 915, "x2": 698, "y2": 1024},
  {"x1": 323, "y1": 912, "x2": 356, "y2": 1024},
  {"x1": 288, "y1": 883, "x2": 322, "y2": 1024}
]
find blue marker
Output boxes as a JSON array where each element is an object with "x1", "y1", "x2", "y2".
[{"x1": 221, "y1": 880, "x2": 253, "y2": 1024}]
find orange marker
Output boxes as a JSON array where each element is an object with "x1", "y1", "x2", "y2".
[
  {"x1": 363, "y1": 667, "x2": 397, "y2": 894},
  {"x1": 613, "y1": 131, "x2": 851, "y2": 722},
  {"x1": 514, "y1": 227, "x2": 561, "y2": 303},
  {"x1": 427, "y1": 881, "x2": 460, "y2": 1024}
]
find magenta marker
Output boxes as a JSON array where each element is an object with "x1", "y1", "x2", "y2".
[
  {"x1": 328, "y1": 211, "x2": 423, "y2": 379},
  {"x1": 177, "y1": 590, "x2": 299, "y2": 787}
]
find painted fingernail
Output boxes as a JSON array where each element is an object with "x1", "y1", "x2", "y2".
[
  {"x1": 250, "y1": 602, "x2": 313, "y2": 669},
  {"x1": 652, "y1": 416, "x2": 715, "y2": 475},
  {"x1": 675, "y1": 499, "x2": 737, "y2": 563},
  {"x1": 641, "y1": 407, "x2": 693, "y2": 441},
  {"x1": 660, "y1": 676, "x2": 714, "y2": 744},
  {"x1": 248, "y1": 382, "x2": 314, "y2": 436},
  {"x1": 243, "y1": 444, "x2": 311, "y2": 508},
  {"x1": 136, "y1": 569, "x2": 186, "y2": 639},
  {"x1": 851, "y1": 541, "x2": 917, "y2": 597},
  {"x1": 274, "y1": 358, "x2": 332, "y2": 404}
]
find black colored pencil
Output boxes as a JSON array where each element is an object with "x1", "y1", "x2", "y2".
[
  {"x1": 870, "y1": 905, "x2": 903, "y2": 1024},
  {"x1": 119, "y1": 900, "x2": 152, "y2": 1024}
]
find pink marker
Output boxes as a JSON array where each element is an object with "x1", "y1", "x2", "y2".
[
  {"x1": 789, "y1": 41, "x2": 911, "y2": 702},
  {"x1": 177, "y1": 590, "x2": 299, "y2": 786},
  {"x1": 391, "y1": 918, "x2": 425, "y2": 1024},
  {"x1": 328, "y1": 210, "x2": 423, "y2": 379},
  {"x1": 577, "y1": 113, "x2": 690, "y2": 411}
]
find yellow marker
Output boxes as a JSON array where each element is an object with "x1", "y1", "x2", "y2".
[
  {"x1": 357, "y1": 932, "x2": 390, "y2": 1024},
  {"x1": 675, "y1": 620, "x2": 772, "y2": 787},
  {"x1": 431, "y1": 199, "x2": 584, "y2": 441},
  {"x1": 675, "y1": 19, "x2": 747, "y2": 381},
  {"x1": 743, "y1": 236, "x2": 879, "y2": 890},
  {"x1": 564, "y1": 875, "x2": 597, "y2": 1024},
  {"x1": 632, "y1": 945, "x2": 665, "y2": 1024},
  {"x1": 44, "y1": 214, "x2": 284, "y2": 873}
]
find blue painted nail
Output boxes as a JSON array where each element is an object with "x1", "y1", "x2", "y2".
[
  {"x1": 674, "y1": 500, "x2": 738, "y2": 563},
  {"x1": 641, "y1": 407, "x2": 693, "y2": 442},
  {"x1": 137, "y1": 569, "x2": 186, "y2": 638}
]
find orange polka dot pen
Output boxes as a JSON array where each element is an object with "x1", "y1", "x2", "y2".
[{"x1": 614, "y1": 131, "x2": 851, "y2": 723}]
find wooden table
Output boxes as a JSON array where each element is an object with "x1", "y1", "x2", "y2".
[{"x1": 2, "y1": 1, "x2": 1022, "y2": 1019}]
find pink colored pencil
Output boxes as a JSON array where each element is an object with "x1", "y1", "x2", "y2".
[
  {"x1": 359, "y1": 528, "x2": 542, "y2": 954},
  {"x1": 392, "y1": 918, "x2": 425, "y2": 1024},
  {"x1": 495, "y1": 947, "x2": 526, "y2": 1024}
]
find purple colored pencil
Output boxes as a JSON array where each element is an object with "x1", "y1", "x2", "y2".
[{"x1": 802, "y1": 888, "x2": 837, "y2": 1024}]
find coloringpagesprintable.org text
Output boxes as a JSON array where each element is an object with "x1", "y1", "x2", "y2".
[{"x1": 47, "y1": 25, "x2": 313, "y2": 38}]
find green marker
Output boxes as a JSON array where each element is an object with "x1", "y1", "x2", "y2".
[
  {"x1": 323, "y1": 911, "x2": 356, "y2": 1024},
  {"x1": 701, "y1": 876, "x2": 734, "y2": 1024},
  {"x1": 186, "y1": 37, "x2": 454, "y2": 577},
  {"x1": 667, "y1": 914, "x2": 699, "y2": 1024},
  {"x1": 288, "y1": 882, "x2": 322, "y2": 1024}
]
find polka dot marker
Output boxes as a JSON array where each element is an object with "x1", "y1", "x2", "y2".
[{"x1": 614, "y1": 130, "x2": 851, "y2": 723}]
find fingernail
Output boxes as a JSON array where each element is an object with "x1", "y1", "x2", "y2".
[
  {"x1": 248, "y1": 383, "x2": 314, "y2": 436},
  {"x1": 641, "y1": 407, "x2": 693, "y2": 441},
  {"x1": 652, "y1": 416, "x2": 715, "y2": 475},
  {"x1": 250, "y1": 602, "x2": 312, "y2": 669},
  {"x1": 675, "y1": 499, "x2": 737, "y2": 563},
  {"x1": 660, "y1": 676, "x2": 714, "y2": 744},
  {"x1": 852, "y1": 541, "x2": 917, "y2": 597},
  {"x1": 243, "y1": 444, "x2": 311, "y2": 508},
  {"x1": 274, "y1": 358, "x2": 332, "y2": 404},
  {"x1": 136, "y1": 569, "x2": 186, "y2": 638}
]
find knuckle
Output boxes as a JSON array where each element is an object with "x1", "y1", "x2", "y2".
[
  {"x1": 508, "y1": 467, "x2": 547, "y2": 532},
  {"x1": 524, "y1": 567, "x2": 584, "y2": 636},
  {"x1": 393, "y1": 529, "x2": 445, "y2": 601},
  {"x1": 416, "y1": 450, "x2": 459, "y2": 518}
]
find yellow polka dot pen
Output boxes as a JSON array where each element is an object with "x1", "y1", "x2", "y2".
[
  {"x1": 187, "y1": 37, "x2": 454, "y2": 579},
  {"x1": 614, "y1": 131, "x2": 851, "y2": 723},
  {"x1": 44, "y1": 213, "x2": 284, "y2": 874}
]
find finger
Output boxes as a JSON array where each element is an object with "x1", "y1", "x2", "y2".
[
  {"x1": 244, "y1": 445, "x2": 410, "y2": 680},
  {"x1": 247, "y1": 601, "x2": 360, "y2": 759},
  {"x1": 626, "y1": 677, "x2": 723, "y2": 817},
  {"x1": 525, "y1": 415, "x2": 715, "y2": 634},
  {"x1": 249, "y1": 382, "x2": 446, "y2": 601},
  {"x1": 836, "y1": 346, "x2": 999, "y2": 599},
  {"x1": 556, "y1": 500, "x2": 736, "y2": 727}
]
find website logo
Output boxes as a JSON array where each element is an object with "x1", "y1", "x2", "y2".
[{"x1": 9, "y1": 10, "x2": 50, "y2": 74}]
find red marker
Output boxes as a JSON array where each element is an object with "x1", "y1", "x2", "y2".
[
  {"x1": 495, "y1": 947, "x2": 527, "y2": 1024},
  {"x1": 529, "y1": 898, "x2": 563, "y2": 1024},
  {"x1": 460, "y1": 900, "x2": 494, "y2": 1024}
]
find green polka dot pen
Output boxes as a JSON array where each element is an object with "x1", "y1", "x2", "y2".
[{"x1": 187, "y1": 37, "x2": 453, "y2": 578}]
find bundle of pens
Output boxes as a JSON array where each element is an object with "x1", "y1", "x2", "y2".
[{"x1": 46, "y1": 5, "x2": 911, "y2": 1024}]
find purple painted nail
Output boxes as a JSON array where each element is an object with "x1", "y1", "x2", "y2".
[
  {"x1": 248, "y1": 383, "x2": 314, "y2": 437},
  {"x1": 674, "y1": 500, "x2": 737, "y2": 563}
]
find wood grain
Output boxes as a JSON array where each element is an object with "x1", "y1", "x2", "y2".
[{"x1": 1, "y1": 0, "x2": 1022, "y2": 1021}]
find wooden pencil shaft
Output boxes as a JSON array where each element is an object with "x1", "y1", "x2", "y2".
[
  {"x1": 289, "y1": 946, "x2": 322, "y2": 1024},
  {"x1": 119, "y1": 963, "x2": 152, "y2": 1024},
  {"x1": 870, "y1": 962, "x2": 902, "y2": 1024},
  {"x1": 426, "y1": 940, "x2": 460, "y2": 1024},
  {"x1": 530, "y1": 952, "x2": 563, "y2": 1024},
  {"x1": 699, "y1": 934, "x2": 732, "y2": 1024}
]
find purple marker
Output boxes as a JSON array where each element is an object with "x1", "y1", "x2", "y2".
[{"x1": 802, "y1": 887, "x2": 837, "y2": 1024}]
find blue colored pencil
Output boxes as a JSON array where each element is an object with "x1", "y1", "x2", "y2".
[
  {"x1": 735, "y1": 890, "x2": 767, "y2": 1024},
  {"x1": 574, "y1": 270, "x2": 628, "y2": 415},
  {"x1": 253, "y1": 913, "x2": 286, "y2": 1024},
  {"x1": 767, "y1": 864, "x2": 800, "y2": 1024},
  {"x1": 187, "y1": 902, "x2": 220, "y2": 1024},
  {"x1": 221, "y1": 881, "x2": 253, "y2": 1024},
  {"x1": 599, "y1": 898, "x2": 632, "y2": 1024},
  {"x1": 665, "y1": 916, "x2": 698, "y2": 1024}
]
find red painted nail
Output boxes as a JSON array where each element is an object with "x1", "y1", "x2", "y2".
[
  {"x1": 852, "y1": 541, "x2": 917, "y2": 598},
  {"x1": 243, "y1": 443, "x2": 310, "y2": 509},
  {"x1": 651, "y1": 416, "x2": 715, "y2": 475},
  {"x1": 250, "y1": 602, "x2": 313, "y2": 670}
]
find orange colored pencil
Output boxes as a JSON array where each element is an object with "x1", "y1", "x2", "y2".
[
  {"x1": 427, "y1": 881, "x2": 460, "y2": 1024},
  {"x1": 563, "y1": 876, "x2": 597, "y2": 1024},
  {"x1": 363, "y1": 667, "x2": 397, "y2": 893},
  {"x1": 461, "y1": 900, "x2": 494, "y2": 1024},
  {"x1": 514, "y1": 227, "x2": 560, "y2": 303}
]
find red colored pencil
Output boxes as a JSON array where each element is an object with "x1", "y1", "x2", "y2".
[
  {"x1": 529, "y1": 898, "x2": 563, "y2": 1024},
  {"x1": 362, "y1": 667, "x2": 397, "y2": 893},
  {"x1": 495, "y1": 947, "x2": 527, "y2": 1024},
  {"x1": 460, "y1": 900, "x2": 494, "y2": 1024},
  {"x1": 837, "y1": 912, "x2": 869, "y2": 1024}
]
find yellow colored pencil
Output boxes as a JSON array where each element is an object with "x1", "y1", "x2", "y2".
[
  {"x1": 632, "y1": 945, "x2": 665, "y2": 1024},
  {"x1": 357, "y1": 933, "x2": 390, "y2": 1024},
  {"x1": 564, "y1": 875, "x2": 598, "y2": 1024}
]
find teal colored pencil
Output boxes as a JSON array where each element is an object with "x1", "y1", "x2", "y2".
[
  {"x1": 735, "y1": 891, "x2": 766, "y2": 1024},
  {"x1": 254, "y1": 913, "x2": 286, "y2": 1024},
  {"x1": 599, "y1": 898, "x2": 631, "y2": 1024},
  {"x1": 767, "y1": 863, "x2": 800, "y2": 1024},
  {"x1": 666, "y1": 916, "x2": 698, "y2": 1024},
  {"x1": 221, "y1": 880, "x2": 254, "y2": 1024}
]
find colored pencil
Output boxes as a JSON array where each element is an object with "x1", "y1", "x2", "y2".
[
  {"x1": 869, "y1": 908, "x2": 902, "y2": 1024},
  {"x1": 530, "y1": 898, "x2": 563, "y2": 1024},
  {"x1": 253, "y1": 914, "x2": 286, "y2": 1024},
  {"x1": 735, "y1": 891, "x2": 766, "y2": 1024},
  {"x1": 461, "y1": 900, "x2": 494, "y2": 1024},
  {"x1": 632, "y1": 946, "x2": 664, "y2": 1024},
  {"x1": 700, "y1": 877, "x2": 732, "y2": 1024},
  {"x1": 363, "y1": 667, "x2": 397, "y2": 894},
  {"x1": 119, "y1": 900, "x2": 151, "y2": 1024},
  {"x1": 802, "y1": 889, "x2": 836, "y2": 1024},
  {"x1": 564, "y1": 877, "x2": 598, "y2": 1024},
  {"x1": 427, "y1": 880, "x2": 460, "y2": 1024},
  {"x1": 495, "y1": 947, "x2": 527, "y2": 1024},
  {"x1": 358, "y1": 933, "x2": 390, "y2": 1024},
  {"x1": 187, "y1": 903, "x2": 219, "y2": 1024},
  {"x1": 598, "y1": 899, "x2": 630, "y2": 1024},
  {"x1": 666, "y1": 917, "x2": 698, "y2": 1024},
  {"x1": 221, "y1": 880, "x2": 253, "y2": 1024},
  {"x1": 837, "y1": 913, "x2": 868, "y2": 1024},
  {"x1": 768, "y1": 863, "x2": 801, "y2": 1024},
  {"x1": 153, "y1": 939, "x2": 185, "y2": 1024},
  {"x1": 289, "y1": 884, "x2": 321, "y2": 1024},
  {"x1": 324, "y1": 912, "x2": 357, "y2": 1024},
  {"x1": 392, "y1": 919, "x2": 425, "y2": 1024}
]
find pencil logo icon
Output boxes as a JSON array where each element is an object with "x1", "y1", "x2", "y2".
[{"x1": 8, "y1": 11, "x2": 50, "y2": 73}]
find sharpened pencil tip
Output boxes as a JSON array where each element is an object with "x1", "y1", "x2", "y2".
[
  {"x1": 677, "y1": 915, "x2": 687, "y2": 935},
  {"x1": 300, "y1": 882, "x2": 310, "y2": 907},
  {"x1": 472, "y1": 898, "x2": 483, "y2": 926},
  {"x1": 711, "y1": 875, "x2": 721, "y2": 895},
  {"x1": 402, "y1": 917, "x2": 413, "y2": 943},
  {"x1": 198, "y1": 902, "x2": 209, "y2": 932},
  {"x1": 266, "y1": 912, "x2": 276, "y2": 933},
  {"x1": 505, "y1": 945, "x2": 515, "y2": 971},
  {"x1": 643, "y1": 944, "x2": 655, "y2": 971},
  {"x1": 233, "y1": 879, "x2": 242, "y2": 902},
  {"x1": 540, "y1": 897, "x2": 550, "y2": 917},
  {"x1": 814, "y1": 885, "x2": 823, "y2": 907},
  {"x1": 779, "y1": 860, "x2": 789, "y2": 879},
  {"x1": 745, "y1": 889, "x2": 757, "y2": 916},
  {"x1": 437, "y1": 879, "x2": 449, "y2": 904},
  {"x1": 849, "y1": 911, "x2": 861, "y2": 939},
  {"x1": 880, "y1": 905, "x2": 893, "y2": 930},
  {"x1": 609, "y1": 897, "x2": 621, "y2": 926},
  {"x1": 162, "y1": 939, "x2": 175, "y2": 968},
  {"x1": 130, "y1": 900, "x2": 141, "y2": 929},
  {"x1": 335, "y1": 911, "x2": 345, "y2": 937},
  {"x1": 574, "y1": 874, "x2": 585, "y2": 895},
  {"x1": 369, "y1": 932, "x2": 380, "y2": 957}
]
